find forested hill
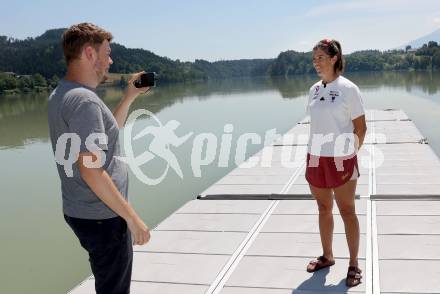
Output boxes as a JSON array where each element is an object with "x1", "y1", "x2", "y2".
[
  {"x1": 1, "y1": 28, "x2": 440, "y2": 83},
  {"x1": 270, "y1": 42, "x2": 440, "y2": 76},
  {"x1": 0, "y1": 28, "x2": 272, "y2": 82}
]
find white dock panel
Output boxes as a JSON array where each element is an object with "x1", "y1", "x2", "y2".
[
  {"x1": 69, "y1": 109, "x2": 440, "y2": 294},
  {"x1": 375, "y1": 199, "x2": 440, "y2": 293}
]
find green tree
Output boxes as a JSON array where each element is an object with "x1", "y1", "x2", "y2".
[
  {"x1": 119, "y1": 75, "x2": 127, "y2": 87},
  {"x1": 48, "y1": 74, "x2": 59, "y2": 88},
  {"x1": 432, "y1": 50, "x2": 440, "y2": 70},
  {"x1": 0, "y1": 73, "x2": 18, "y2": 91},
  {"x1": 428, "y1": 41, "x2": 438, "y2": 48},
  {"x1": 31, "y1": 73, "x2": 47, "y2": 87},
  {"x1": 18, "y1": 75, "x2": 33, "y2": 91}
]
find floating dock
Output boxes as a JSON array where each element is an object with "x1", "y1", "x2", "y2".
[{"x1": 69, "y1": 109, "x2": 440, "y2": 294}]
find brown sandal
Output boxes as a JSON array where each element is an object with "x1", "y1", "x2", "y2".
[
  {"x1": 306, "y1": 256, "x2": 335, "y2": 272},
  {"x1": 346, "y1": 266, "x2": 362, "y2": 287}
]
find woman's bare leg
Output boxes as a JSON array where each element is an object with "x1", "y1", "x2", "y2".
[
  {"x1": 333, "y1": 179, "x2": 359, "y2": 267},
  {"x1": 309, "y1": 184, "x2": 335, "y2": 261}
]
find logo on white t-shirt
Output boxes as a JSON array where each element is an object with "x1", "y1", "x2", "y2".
[
  {"x1": 313, "y1": 85, "x2": 320, "y2": 99},
  {"x1": 329, "y1": 90, "x2": 340, "y2": 102}
]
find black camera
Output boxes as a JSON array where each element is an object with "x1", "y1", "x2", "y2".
[{"x1": 133, "y1": 72, "x2": 158, "y2": 88}]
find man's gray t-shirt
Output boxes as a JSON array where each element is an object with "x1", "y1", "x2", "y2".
[{"x1": 48, "y1": 79, "x2": 128, "y2": 219}]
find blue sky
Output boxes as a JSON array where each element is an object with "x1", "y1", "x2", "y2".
[{"x1": 1, "y1": 0, "x2": 439, "y2": 61}]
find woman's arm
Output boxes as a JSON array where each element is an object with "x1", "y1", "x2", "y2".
[{"x1": 353, "y1": 115, "x2": 367, "y2": 151}]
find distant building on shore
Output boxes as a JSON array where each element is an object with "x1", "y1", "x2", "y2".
[
  {"x1": 1, "y1": 72, "x2": 32, "y2": 79},
  {"x1": 2, "y1": 71, "x2": 17, "y2": 76}
]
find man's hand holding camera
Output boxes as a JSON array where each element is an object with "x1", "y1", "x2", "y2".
[
  {"x1": 113, "y1": 71, "x2": 157, "y2": 129},
  {"x1": 124, "y1": 71, "x2": 152, "y2": 102}
]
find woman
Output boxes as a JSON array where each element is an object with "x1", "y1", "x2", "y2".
[{"x1": 305, "y1": 39, "x2": 367, "y2": 287}]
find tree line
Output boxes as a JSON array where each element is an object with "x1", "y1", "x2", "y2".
[
  {"x1": 1, "y1": 28, "x2": 440, "y2": 94},
  {"x1": 269, "y1": 41, "x2": 440, "y2": 76}
]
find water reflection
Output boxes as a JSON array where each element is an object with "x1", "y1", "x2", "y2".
[
  {"x1": 347, "y1": 71, "x2": 440, "y2": 95},
  {"x1": 1, "y1": 71, "x2": 440, "y2": 149},
  {"x1": 1, "y1": 71, "x2": 440, "y2": 294},
  {"x1": 0, "y1": 94, "x2": 50, "y2": 149}
]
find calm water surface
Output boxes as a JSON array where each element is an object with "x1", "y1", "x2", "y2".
[{"x1": 1, "y1": 71, "x2": 440, "y2": 294}]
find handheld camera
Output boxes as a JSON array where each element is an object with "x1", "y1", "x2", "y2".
[{"x1": 133, "y1": 72, "x2": 158, "y2": 88}]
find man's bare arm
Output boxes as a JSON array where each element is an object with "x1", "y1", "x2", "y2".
[
  {"x1": 113, "y1": 72, "x2": 150, "y2": 128},
  {"x1": 78, "y1": 152, "x2": 150, "y2": 245}
]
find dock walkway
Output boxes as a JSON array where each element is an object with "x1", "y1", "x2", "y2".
[{"x1": 70, "y1": 109, "x2": 440, "y2": 294}]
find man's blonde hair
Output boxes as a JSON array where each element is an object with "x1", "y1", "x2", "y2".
[{"x1": 62, "y1": 22, "x2": 113, "y2": 65}]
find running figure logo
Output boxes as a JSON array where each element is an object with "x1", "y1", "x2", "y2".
[{"x1": 117, "y1": 109, "x2": 193, "y2": 185}]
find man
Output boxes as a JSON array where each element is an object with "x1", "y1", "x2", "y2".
[{"x1": 48, "y1": 23, "x2": 150, "y2": 294}]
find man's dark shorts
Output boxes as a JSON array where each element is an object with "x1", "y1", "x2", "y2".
[{"x1": 64, "y1": 215, "x2": 133, "y2": 294}]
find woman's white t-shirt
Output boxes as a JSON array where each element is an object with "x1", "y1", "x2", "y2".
[{"x1": 306, "y1": 76, "x2": 365, "y2": 157}]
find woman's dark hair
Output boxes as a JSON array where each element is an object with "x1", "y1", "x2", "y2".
[{"x1": 313, "y1": 39, "x2": 344, "y2": 73}]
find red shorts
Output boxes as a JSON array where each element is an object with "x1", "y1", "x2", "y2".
[{"x1": 305, "y1": 153, "x2": 360, "y2": 189}]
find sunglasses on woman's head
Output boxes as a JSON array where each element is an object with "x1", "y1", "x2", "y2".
[{"x1": 319, "y1": 39, "x2": 332, "y2": 46}]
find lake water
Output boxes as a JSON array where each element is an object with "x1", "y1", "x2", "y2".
[{"x1": 1, "y1": 71, "x2": 440, "y2": 294}]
